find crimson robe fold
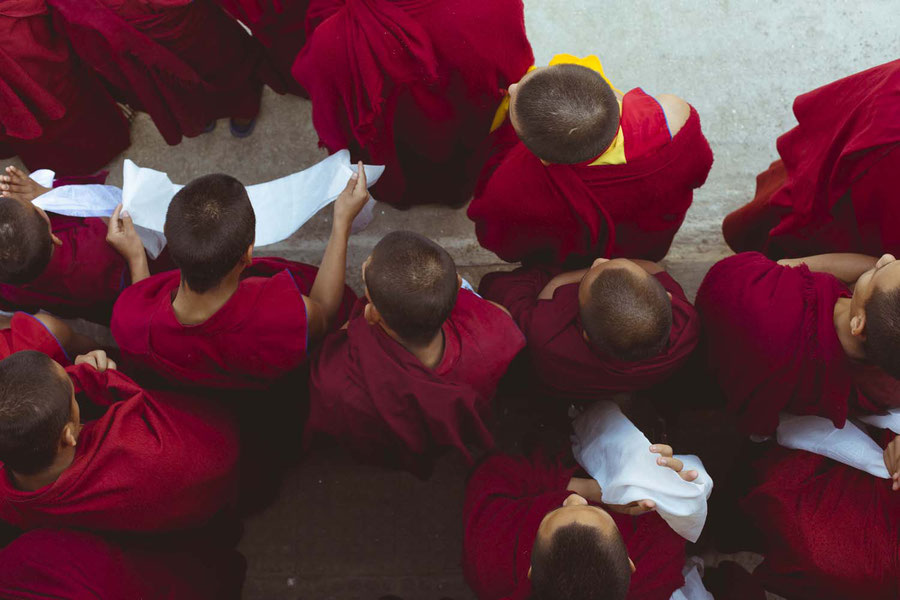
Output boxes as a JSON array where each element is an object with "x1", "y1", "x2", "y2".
[
  {"x1": 723, "y1": 59, "x2": 900, "y2": 258},
  {"x1": 695, "y1": 252, "x2": 900, "y2": 436},
  {"x1": 292, "y1": 0, "x2": 533, "y2": 208},
  {"x1": 0, "y1": 365, "x2": 239, "y2": 532},
  {"x1": 462, "y1": 453, "x2": 686, "y2": 600},
  {"x1": 479, "y1": 267, "x2": 700, "y2": 401},
  {"x1": 468, "y1": 107, "x2": 713, "y2": 266},
  {"x1": 111, "y1": 257, "x2": 356, "y2": 390},
  {"x1": 48, "y1": 0, "x2": 273, "y2": 145},
  {"x1": 0, "y1": 312, "x2": 69, "y2": 365},
  {"x1": 306, "y1": 289, "x2": 525, "y2": 475},
  {"x1": 0, "y1": 213, "x2": 173, "y2": 324},
  {"x1": 0, "y1": 1, "x2": 129, "y2": 174}
]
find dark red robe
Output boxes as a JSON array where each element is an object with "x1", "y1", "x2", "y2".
[
  {"x1": 48, "y1": 0, "x2": 273, "y2": 145},
  {"x1": 723, "y1": 59, "x2": 900, "y2": 259},
  {"x1": 479, "y1": 267, "x2": 699, "y2": 401},
  {"x1": 111, "y1": 257, "x2": 356, "y2": 390},
  {"x1": 0, "y1": 1, "x2": 129, "y2": 175},
  {"x1": 695, "y1": 252, "x2": 900, "y2": 436},
  {"x1": 306, "y1": 289, "x2": 525, "y2": 476},
  {"x1": 468, "y1": 105, "x2": 713, "y2": 266},
  {"x1": 0, "y1": 312, "x2": 69, "y2": 365},
  {"x1": 0, "y1": 528, "x2": 246, "y2": 599},
  {"x1": 0, "y1": 365, "x2": 239, "y2": 532},
  {"x1": 463, "y1": 453, "x2": 686, "y2": 600},
  {"x1": 292, "y1": 0, "x2": 533, "y2": 208},
  {"x1": 0, "y1": 213, "x2": 173, "y2": 324}
]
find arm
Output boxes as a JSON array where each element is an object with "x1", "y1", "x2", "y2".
[
  {"x1": 631, "y1": 259, "x2": 665, "y2": 275},
  {"x1": 538, "y1": 269, "x2": 588, "y2": 299},
  {"x1": 106, "y1": 204, "x2": 150, "y2": 285},
  {"x1": 32, "y1": 313, "x2": 101, "y2": 357},
  {"x1": 655, "y1": 94, "x2": 691, "y2": 136},
  {"x1": 778, "y1": 253, "x2": 878, "y2": 285}
]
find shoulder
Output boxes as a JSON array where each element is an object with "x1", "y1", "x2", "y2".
[{"x1": 654, "y1": 94, "x2": 691, "y2": 136}]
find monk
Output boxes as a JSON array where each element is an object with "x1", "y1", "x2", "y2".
[
  {"x1": 0, "y1": 528, "x2": 246, "y2": 599},
  {"x1": 307, "y1": 231, "x2": 525, "y2": 476},
  {"x1": 0, "y1": 350, "x2": 239, "y2": 532},
  {"x1": 479, "y1": 258, "x2": 699, "y2": 402},
  {"x1": 468, "y1": 55, "x2": 714, "y2": 266},
  {"x1": 48, "y1": 0, "x2": 276, "y2": 142},
  {"x1": 723, "y1": 59, "x2": 900, "y2": 259},
  {"x1": 0, "y1": 310, "x2": 101, "y2": 364},
  {"x1": 111, "y1": 169, "x2": 366, "y2": 390},
  {"x1": 0, "y1": 1, "x2": 129, "y2": 174},
  {"x1": 0, "y1": 165, "x2": 171, "y2": 323},
  {"x1": 292, "y1": 0, "x2": 534, "y2": 208},
  {"x1": 695, "y1": 251, "x2": 900, "y2": 436},
  {"x1": 463, "y1": 450, "x2": 694, "y2": 600}
]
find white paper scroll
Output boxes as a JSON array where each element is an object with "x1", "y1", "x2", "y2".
[
  {"x1": 121, "y1": 149, "x2": 384, "y2": 246},
  {"x1": 571, "y1": 401, "x2": 713, "y2": 543}
]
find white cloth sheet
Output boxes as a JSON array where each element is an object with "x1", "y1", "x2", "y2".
[{"x1": 670, "y1": 558, "x2": 714, "y2": 600}]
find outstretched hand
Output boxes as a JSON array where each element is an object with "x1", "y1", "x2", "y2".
[
  {"x1": 604, "y1": 443, "x2": 699, "y2": 516},
  {"x1": 0, "y1": 165, "x2": 50, "y2": 202},
  {"x1": 105, "y1": 204, "x2": 144, "y2": 262},
  {"x1": 884, "y1": 436, "x2": 900, "y2": 491},
  {"x1": 333, "y1": 161, "x2": 369, "y2": 231},
  {"x1": 74, "y1": 350, "x2": 117, "y2": 373}
]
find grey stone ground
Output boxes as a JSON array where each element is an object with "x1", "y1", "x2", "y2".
[{"x1": 6, "y1": 1, "x2": 899, "y2": 598}]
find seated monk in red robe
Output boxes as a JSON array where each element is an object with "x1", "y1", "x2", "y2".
[
  {"x1": 723, "y1": 59, "x2": 900, "y2": 259},
  {"x1": 0, "y1": 1, "x2": 129, "y2": 175},
  {"x1": 463, "y1": 451, "x2": 695, "y2": 600},
  {"x1": 0, "y1": 165, "x2": 172, "y2": 323},
  {"x1": 292, "y1": 0, "x2": 533, "y2": 208},
  {"x1": 307, "y1": 231, "x2": 525, "y2": 476},
  {"x1": 0, "y1": 310, "x2": 104, "y2": 364},
  {"x1": 695, "y1": 251, "x2": 900, "y2": 436},
  {"x1": 480, "y1": 258, "x2": 699, "y2": 402},
  {"x1": 47, "y1": 0, "x2": 278, "y2": 142},
  {"x1": 111, "y1": 170, "x2": 367, "y2": 390},
  {"x1": 468, "y1": 55, "x2": 714, "y2": 266},
  {"x1": 0, "y1": 528, "x2": 246, "y2": 599},
  {"x1": 0, "y1": 350, "x2": 239, "y2": 532}
]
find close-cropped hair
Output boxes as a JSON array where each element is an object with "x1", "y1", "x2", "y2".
[
  {"x1": 514, "y1": 63, "x2": 620, "y2": 164},
  {"x1": 864, "y1": 286, "x2": 900, "y2": 379},
  {"x1": 0, "y1": 351, "x2": 73, "y2": 475},
  {"x1": 364, "y1": 231, "x2": 458, "y2": 346},
  {"x1": 164, "y1": 174, "x2": 256, "y2": 294},
  {"x1": 0, "y1": 199, "x2": 53, "y2": 284}
]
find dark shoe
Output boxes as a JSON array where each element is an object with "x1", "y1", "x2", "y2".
[
  {"x1": 202, "y1": 120, "x2": 217, "y2": 134},
  {"x1": 230, "y1": 117, "x2": 257, "y2": 138}
]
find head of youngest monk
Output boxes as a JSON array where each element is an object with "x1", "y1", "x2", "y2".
[
  {"x1": 577, "y1": 258, "x2": 673, "y2": 362},
  {"x1": 0, "y1": 197, "x2": 63, "y2": 284},
  {"x1": 0, "y1": 351, "x2": 81, "y2": 482},
  {"x1": 361, "y1": 231, "x2": 460, "y2": 347},
  {"x1": 508, "y1": 63, "x2": 621, "y2": 165},
  {"x1": 164, "y1": 174, "x2": 256, "y2": 294},
  {"x1": 529, "y1": 492, "x2": 633, "y2": 600},
  {"x1": 847, "y1": 253, "x2": 900, "y2": 379}
]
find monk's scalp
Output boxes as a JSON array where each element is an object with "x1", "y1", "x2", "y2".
[
  {"x1": 863, "y1": 286, "x2": 900, "y2": 379},
  {"x1": 0, "y1": 198, "x2": 53, "y2": 284},
  {"x1": 514, "y1": 63, "x2": 620, "y2": 165}
]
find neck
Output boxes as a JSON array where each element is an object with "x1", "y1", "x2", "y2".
[
  {"x1": 834, "y1": 297, "x2": 867, "y2": 361},
  {"x1": 386, "y1": 327, "x2": 446, "y2": 369},
  {"x1": 172, "y1": 272, "x2": 242, "y2": 325},
  {"x1": 10, "y1": 447, "x2": 76, "y2": 492}
]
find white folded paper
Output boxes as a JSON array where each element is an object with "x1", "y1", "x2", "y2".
[
  {"x1": 571, "y1": 401, "x2": 713, "y2": 543},
  {"x1": 858, "y1": 408, "x2": 900, "y2": 434},
  {"x1": 670, "y1": 557, "x2": 714, "y2": 600},
  {"x1": 121, "y1": 149, "x2": 384, "y2": 246}
]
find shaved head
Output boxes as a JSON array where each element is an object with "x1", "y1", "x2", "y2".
[
  {"x1": 863, "y1": 286, "x2": 900, "y2": 379},
  {"x1": 0, "y1": 198, "x2": 53, "y2": 284}
]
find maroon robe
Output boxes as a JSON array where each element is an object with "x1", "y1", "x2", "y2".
[
  {"x1": 468, "y1": 107, "x2": 713, "y2": 266},
  {"x1": 0, "y1": 1, "x2": 129, "y2": 175},
  {"x1": 723, "y1": 59, "x2": 900, "y2": 259},
  {"x1": 306, "y1": 289, "x2": 525, "y2": 475},
  {"x1": 695, "y1": 252, "x2": 900, "y2": 436},
  {"x1": 463, "y1": 453, "x2": 686, "y2": 600},
  {"x1": 480, "y1": 267, "x2": 700, "y2": 401},
  {"x1": 0, "y1": 365, "x2": 239, "y2": 532},
  {"x1": 111, "y1": 257, "x2": 356, "y2": 390},
  {"x1": 0, "y1": 213, "x2": 172, "y2": 324},
  {"x1": 0, "y1": 528, "x2": 246, "y2": 599},
  {"x1": 48, "y1": 0, "x2": 274, "y2": 145},
  {"x1": 0, "y1": 312, "x2": 69, "y2": 365},
  {"x1": 292, "y1": 0, "x2": 533, "y2": 208}
]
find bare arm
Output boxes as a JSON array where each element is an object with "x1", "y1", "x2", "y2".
[
  {"x1": 655, "y1": 94, "x2": 691, "y2": 136},
  {"x1": 32, "y1": 313, "x2": 101, "y2": 357},
  {"x1": 538, "y1": 269, "x2": 588, "y2": 300},
  {"x1": 630, "y1": 259, "x2": 665, "y2": 275},
  {"x1": 778, "y1": 253, "x2": 878, "y2": 285},
  {"x1": 106, "y1": 204, "x2": 150, "y2": 285}
]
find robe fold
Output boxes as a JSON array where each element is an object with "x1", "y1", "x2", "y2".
[
  {"x1": 468, "y1": 105, "x2": 713, "y2": 266},
  {"x1": 0, "y1": 312, "x2": 69, "y2": 365},
  {"x1": 0, "y1": 213, "x2": 173, "y2": 324},
  {"x1": 479, "y1": 267, "x2": 699, "y2": 401},
  {"x1": 0, "y1": 365, "x2": 240, "y2": 532},
  {"x1": 462, "y1": 453, "x2": 686, "y2": 600},
  {"x1": 695, "y1": 252, "x2": 900, "y2": 436},
  {"x1": 111, "y1": 257, "x2": 356, "y2": 390},
  {"x1": 0, "y1": 1, "x2": 129, "y2": 175},
  {"x1": 48, "y1": 0, "x2": 272, "y2": 145},
  {"x1": 292, "y1": 0, "x2": 533, "y2": 208},
  {"x1": 723, "y1": 59, "x2": 900, "y2": 258},
  {"x1": 0, "y1": 528, "x2": 246, "y2": 599},
  {"x1": 306, "y1": 289, "x2": 525, "y2": 476}
]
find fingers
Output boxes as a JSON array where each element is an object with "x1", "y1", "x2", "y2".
[
  {"x1": 650, "y1": 444, "x2": 674, "y2": 458},
  {"x1": 355, "y1": 160, "x2": 367, "y2": 190},
  {"x1": 893, "y1": 471, "x2": 900, "y2": 492},
  {"x1": 680, "y1": 469, "x2": 699, "y2": 482},
  {"x1": 110, "y1": 203, "x2": 123, "y2": 227},
  {"x1": 75, "y1": 350, "x2": 116, "y2": 372},
  {"x1": 657, "y1": 455, "x2": 684, "y2": 473}
]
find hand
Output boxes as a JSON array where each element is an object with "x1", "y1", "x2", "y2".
[
  {"x1": 0, "y1": 165, "x2": 50, "y2": 202},
  {"x1": 777, "y1": 258, "x2": 803, "y2": 268},
  {"x1": 333, "y1": 161, "x2": 369, "y2": 231},
  {"x1": 884, "y1": 436, "x2": 900, "y2": 491},
  {"x1": 650, "y1": 443, "x2": 699, "y2": 482},
  {"x1": 105, "y1": 204, "x2": 145, "y2": 262},
  {"x1": 74, "y1": 350, "x2": 117, "y2": 372},
  {"x1": 605, "y1": 498, "x2": 658, "y2": 516}
]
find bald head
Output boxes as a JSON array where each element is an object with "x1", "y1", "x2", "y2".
[
  {"x1": 863, "y1": 286, "x2": 900, "y2": 378},
  {"x1": 0, "y1": 198, "x2": 53, "y2": 284}
]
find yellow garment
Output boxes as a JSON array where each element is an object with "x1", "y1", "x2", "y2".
[{"x1": 491, "y1": 54, "x2": 626, "y2": 166}]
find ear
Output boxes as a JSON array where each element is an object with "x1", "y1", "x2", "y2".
[
  {"x1": 851, "y1": 312, "x2": 867, "y2": 338},
  {"x1": 526, "y1": 565, "x2": 532, "y2": 580},
  {"x1": 666, "y1": 291, "x2": 673, "y2": 302},
  {"x1": 582, "y1": 330, "x2": 591, "y2": 344},
  {"x1": 60, "y1": 422, "x2": 78, "y2": 448},
  {"x1": 50, "y1": 233, "x2": 62, "y2": 247},
  {"x1": 629, "y1": 557, "x2": 636, "y2": 573},
  {"x1": 456, "y1": 273, "x2": 462, "y2": 290},
  {"x1": 364, "y1": 302, "x2": 381, "y2": 326},
  {"x1": 539, "y1": 158, "x2": 551, "y2": 166},
  {"x1": 243, "y1": 244, "x2": 253, "y2": 266},
  {"x1": 508, "y1": 82, "x2": 518, "y2": 95}
]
